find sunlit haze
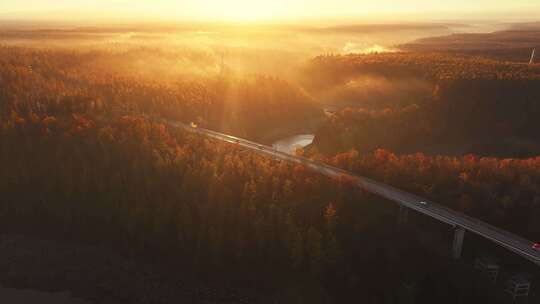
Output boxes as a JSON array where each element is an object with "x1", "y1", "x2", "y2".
[
  {"x1": 2, "y1": 0, "x2": 540, "y2": 301},
  {"x1": 2, "y1": 0, "x2": 540, "y2": 23}
]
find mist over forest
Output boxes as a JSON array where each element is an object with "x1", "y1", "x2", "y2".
[{"x1": 2, "y1": 16, "x2": 540, "y2": 304}]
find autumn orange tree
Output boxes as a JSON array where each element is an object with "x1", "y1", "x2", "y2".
[
  {"x1": 0, "y1": 45, "x2": 322, "y2": 143},
  {"x1": 0, "y1": 45, "x2": 415, "y2": 298},
  {"x1": 315, "y1": 148, "x2": 540, "y2": 240}
]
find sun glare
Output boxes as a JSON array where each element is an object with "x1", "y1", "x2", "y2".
[
  {"x1": 175, "y1": 0, "x2": 287, "y2": 22},
  {"x1": 2, "y1": 0, "x2": 540, "y2": 23}
]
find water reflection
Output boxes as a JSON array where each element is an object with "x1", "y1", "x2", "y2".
[{"x1": 272, "y1": 134, "x2": 315, "y2": 155}]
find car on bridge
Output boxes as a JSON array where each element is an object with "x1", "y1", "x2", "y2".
[
  {"x1": 533, "y1": 243, "x2": 540, "y2": 251},
  {"x1": 419, "y1": 201, "x2": 429, "y2": 206}
]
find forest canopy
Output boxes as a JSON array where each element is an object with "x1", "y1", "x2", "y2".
[
  {"x1": 2, "y1": 36, "x2": 540, "y2": 303},
  {"x1": 305, "y1": 52, "x2": 540, "y2": 157}
]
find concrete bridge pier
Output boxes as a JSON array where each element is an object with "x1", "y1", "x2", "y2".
[
  {"x1": 397, "y1": 205, "x2": 409, "y2": 226},
  {"x1": 452, "y1": 226, "x2": 466, "y2": 259}
]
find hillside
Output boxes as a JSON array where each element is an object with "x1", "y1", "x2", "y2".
[
  {"x1": 301, "y1": 51, "x2": 540, "y2": 245},
  {"x1": 400, "y1": 30, "x2": 540, "y2": 62},
  {"x1": 2, "y1": 31, "x2": 540, "y2": 303},
  {"x1": 0, "y1": 45, "x2": 472, "y2": 303},
  {"x1": 311, "y1": 149, "x2": 540, "y2": 242},
  {"x1": 304, "y1": 52, "x2": 540, "y2": 157},
  {"x1": 0, "y1": 45, "x2": 323, "y2": 143}
]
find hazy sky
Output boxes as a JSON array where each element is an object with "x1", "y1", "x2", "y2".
[{"x1": 2, "y1": 0, "x2": 540, "y2": 22}]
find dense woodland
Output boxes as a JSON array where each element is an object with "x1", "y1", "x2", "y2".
[
  {"x1": 1, "y1": 44, "x2": 540, "y2": 302},
  {"x1": 304, "y1": 52, "x2": 540, "y2": 242},
  {"x1": 306, "y1": 53, "x2": 540, "y2": 157},
  {"x1": 0, "y1": 46, "x2": 322, "y2": 143},
  {"x1": 304, "y1": 52, "x2": 540, "y2": 82},
  {"x1": 0, "y1": 98, "x2": 483, "y2": 304},
  {"x1": 0, "y1": 45, "x2": 469, "y2": 303},
  {"x1": 401, "y1": 30, "x2": 540, "y2": 62},
  {"x1": 313, "y1": 149, "x2": 540, "y2": 241}
]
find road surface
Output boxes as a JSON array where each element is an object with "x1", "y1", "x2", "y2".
[{"x1": 168, "y1": 121, "x2": 540, "y2": 266}]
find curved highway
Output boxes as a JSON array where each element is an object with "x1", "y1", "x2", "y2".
[{"x1": 167, "y1": 121, "x2": 540, "y2": 266}]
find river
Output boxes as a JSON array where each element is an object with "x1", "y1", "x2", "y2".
[{"x1": 272, "y1": 134, "x2": 315, "y2": 155}]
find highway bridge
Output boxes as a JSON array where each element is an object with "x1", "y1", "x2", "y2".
[{"x1": 166, "y1": 120, "x2": 540, "y2": 267}]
